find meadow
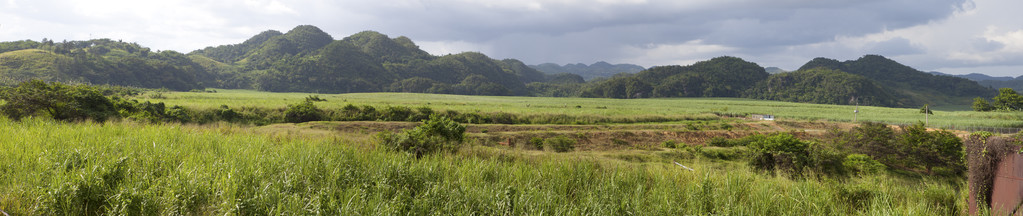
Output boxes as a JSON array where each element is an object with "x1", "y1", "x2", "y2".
[
  {"x1": 148, "y1": 89, "x2": 1023, "y2": 129},
  {"x1": 0, "y1": 117, "x2": 966, "y2": 215}
]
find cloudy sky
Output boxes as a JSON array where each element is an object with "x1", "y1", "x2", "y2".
[{"x1": 2, "y1": 0, "x2": 1022, "y2": 76}]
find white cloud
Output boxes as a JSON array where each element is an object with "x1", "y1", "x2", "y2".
[
  {"x1": 620, "y1": 40, "x2": 737, "y2": 67},
  {"x1": 418, "y1": 40, "x2": 493, "y2": 55}
]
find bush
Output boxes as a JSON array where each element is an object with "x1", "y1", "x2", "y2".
[
  {"x1": 748, "y1": 133, "x2": 810, "y2": 175},
  {"x1": 843, "y1": 154, "x2": 886, "y2": 175},
  {"x1": 284, "y1": 101, "x2": 323, "y2": 123},
  {"x1": 545, "y1": 135, "x2": 576, "y2": 152},
  {"x1": 529, "y1": 137, "x2": 544, "y2": 150},
  {"x1": 662, "y1": 140, "x2": 678, "y2": 148},
  {"x1": 378, "y1": 115, "x2": 467, "y2": 158}
]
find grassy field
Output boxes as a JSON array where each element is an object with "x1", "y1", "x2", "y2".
[
  {"x1": 146, "y1": 89, "x2": 1023, "y2": 128},
  {"x1": 0, "y1": 117, "x2": 966, "y2": 215}
]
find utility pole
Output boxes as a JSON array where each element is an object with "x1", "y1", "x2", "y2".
[
  {"x1": 924, "y1": 104, "x2": 929, "y2": 126},
  {"x1": 851, "y1": 96, "x2": 859, "y2": 122}
]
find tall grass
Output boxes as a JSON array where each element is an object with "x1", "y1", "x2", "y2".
[{"x1": 0, "y1": 118, "x2": 964, "y2": 214}]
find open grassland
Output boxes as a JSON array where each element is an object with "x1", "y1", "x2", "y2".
[
  {"x1": 148, "y1": 89, "x2": 1023, "y2": 128},
  {"x1": 0, "y1": 117, "x2": 966, "y2": 215}
]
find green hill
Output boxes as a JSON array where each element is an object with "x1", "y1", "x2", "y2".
[
  {"x1": 746, "y1": 68, "x2": 899, "y2": 107},
  {"x1": 797, "y1": 55, "x2": 995, "y2": 106}
]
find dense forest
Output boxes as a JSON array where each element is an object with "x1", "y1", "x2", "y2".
[{"x1": 0, "y1": 25, "x2": 999, "y2": 108}]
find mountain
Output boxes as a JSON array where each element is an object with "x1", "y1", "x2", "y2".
[
  {"x1": 928, "y1": 71, "x2": 1023, "y2": 92},
  {"x1": 765, "y1": 67, "x2": 789, "y2": 74},
  {"x1": 797, "y1": 55, "x2": 995, "y2": 105},
  {"x1": 580, "y1": 57, "x2": 768, "y2": 98},
  {"x1": 530, "y1": 61, "x2": 644, "y2": 80},
  {"x1": 190, "y1": 26, "x2": 541, "y2": 95},
  {"x1": 0, "y1": 39, "x2": 207, "y2": 90},
  {"x1": 928, "y1": 71, "x2": 1015, "y2": 82},
  {"x1": 746, "y1": 68, "x2": 899, "y2": 107}
]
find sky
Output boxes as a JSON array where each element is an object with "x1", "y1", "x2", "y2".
[{"x1": 1, "y1": 0, "x2": 1022, "y2": 77}]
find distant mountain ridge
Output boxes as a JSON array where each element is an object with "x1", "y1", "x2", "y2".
[
  {"x1": 529, "y1": 62, "x2": 645, "y2": 81},
  {"x1": 928, "y1": 71, "x2": 1023, "y2": 92}
]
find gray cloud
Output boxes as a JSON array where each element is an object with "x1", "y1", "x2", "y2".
[{"x1": 865, "y1": 37, "x2": 924, "y2": 56}]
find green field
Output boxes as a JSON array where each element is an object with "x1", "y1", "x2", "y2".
[
  {"x1": 148, "y1": 89, "x2": 1023, "y2": 128},
  {"x1": 0, "y1": 117, "x2": 966, "y2": 215}
]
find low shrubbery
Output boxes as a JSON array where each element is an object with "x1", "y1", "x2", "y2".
[
  {"x1": 545, "y1": 135, "x2": 577, "y2": 152},
  {"x1": 378, "y1": 115, "x2": 467, "y2": 158}
]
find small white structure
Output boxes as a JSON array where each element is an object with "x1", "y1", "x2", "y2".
[{"x1": 752, "y1": 114, "x2": 775, "y2": 121}]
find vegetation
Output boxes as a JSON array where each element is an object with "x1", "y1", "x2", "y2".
[
  {"x1": 0, "y1": 117, "x2": 970, "y2": 215},
  {"x1": 378, "y1": 115, "x2": 466, "y2": 158}
]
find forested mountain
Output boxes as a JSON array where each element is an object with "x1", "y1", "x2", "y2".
[
  {"x1": 0, "y1": 25, "x2": 1001, "y2": 107},
  {"x1": 530, "y1": 62, "x2": 645, "y2": 81},
  {"x1": 578, "y1": 57, "x2": 768, "y2": 99},
  {"x1": 797, "y1": 55, "x2": 995, "y2": 105},
  {"x1": 746, "y1": 68, "x2": 899, "y2": 107},
  {"x1": 0, "y1": 39, "x2": 208, "y2": 91},
  {"x1": 928, "y1": 71, "x2": 1023, "y2": 92}
]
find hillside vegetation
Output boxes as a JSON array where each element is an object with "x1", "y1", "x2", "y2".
[{"x1": 0, "y1": 25, "x2": 998, "y2": 108}]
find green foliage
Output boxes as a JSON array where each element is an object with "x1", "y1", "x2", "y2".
[
  {"x1": 544, "y1": 135, "x2": 577, "y2": 152},
  {"x1": 747, "y1": 133, "x2": 812, "y2": 175},
  {"x1": 284, "y1": 101, "x2": 323, "y2": 123},
  {"x1": 898, "y1": 122, "x2": 964, "y2": 174},
  {"x1": 919, "y1": 105, "x2": 932, "y2": 114},
  {"x1": 0, "y1": 80, "x2": 117, "y2": 122},
  {"x1": 843, "y1": 154, "x2": 886, "y2": 175},
  {"x1": 378, "y1": 115, "x2": 466, "y2": 158},
  {"x1": 972, "y1": 97, "x2": 995, "y2": 111},
  {"x1": 529, "y1": 137, "x2": 544, "y2": 150},
  {"x1": 662, "y1": 140, "x2": 678, "y2": 148},
  {"x1": 993, "y1": 88, "x2": 1023, "y2": 111}
]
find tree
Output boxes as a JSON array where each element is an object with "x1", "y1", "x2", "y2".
[
  {"x1": 897, "y1": 122, "x2": 964, "y2": 174},
  {"x1": 993, "y1": 88, "x2": 1023, "y2": 111},
  {"x1": 0, "y1": 80, "x2": 117, "y2": 122},
  {"x1": 972, "y1": 97, "x2": 995, "y2": 111}
]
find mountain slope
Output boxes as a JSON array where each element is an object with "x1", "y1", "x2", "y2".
[
  {"x1": 746, "y1": 68, "x2": 899, "y2": 106},
  {"x1": 796, "y1": 55, "x2": 995, "y2": 105}
]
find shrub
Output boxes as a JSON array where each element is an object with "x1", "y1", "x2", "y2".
[
  {"x1": 662, "y1": 140, "x2": 678, "y2": 148},
  {"x1": 284, "y1": 101, "x2": 323, "y2": 123},
  {"x1": 215, "y1": 105, "x2": 240, "y2": 121},
  {"x1": 843, "y1": 154, "x2": 885, "y2": 175},
  {"x1": 529, "y1": 137, "x2": 544, "y2": 150},
  {"x1": 545, "y1": 136, "x2": 576, "y2": 152},
  {"x1": 379, "y1": 115, "x2": 467, "y2": 158},
  {"x1": 305, "y1": 95, "x2": 326, "y2": 102},
  {"x1": 748, "y1": 133, "x2": 810, "y2": 174}
]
